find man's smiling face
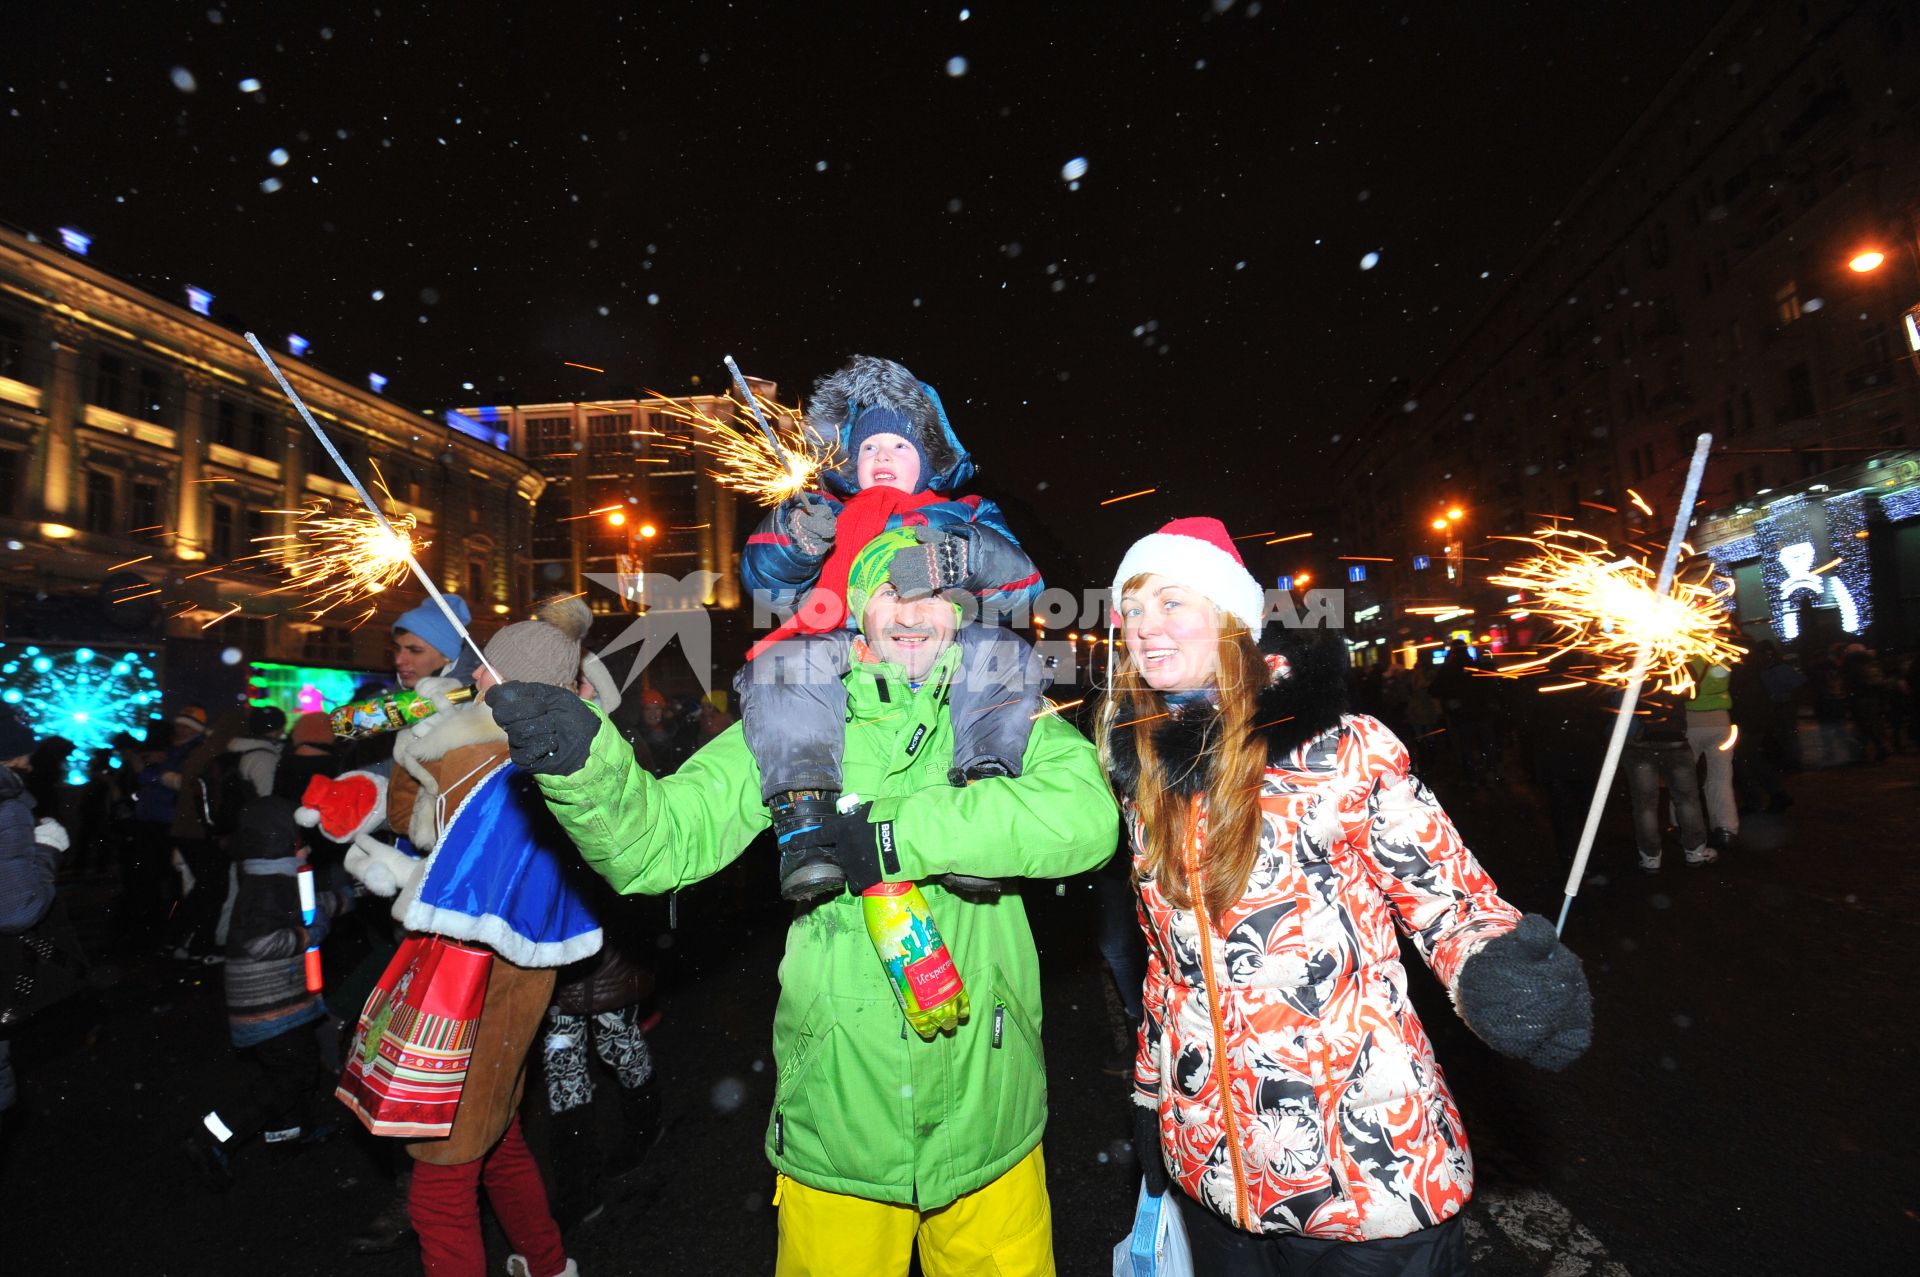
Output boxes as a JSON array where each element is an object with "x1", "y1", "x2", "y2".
[{"x1": 860, "y1": 583, "x2": 958, "y2": 681}]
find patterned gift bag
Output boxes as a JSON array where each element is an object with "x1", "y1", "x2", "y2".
[{"x1": 335, "y1": 934, "x2": 492, "y2": 1138}]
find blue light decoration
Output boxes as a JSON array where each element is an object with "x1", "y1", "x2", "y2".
[
  {"x1": 287, "y1": 333, "x2": 310, "y2": 357},
  {"x1": 1881, "y1": 486, "x2": 1920, "y2": 524},
  {"x1": 1276, "y1": 575, "x2": 1294, "y2": 592},
  {"x1": 58, "y1": 227, "x2": 91, "y2": 255},
  {"x1": 0, "y1": 643, "x2": 162, "y2": 785},
  {"x1": 1754, "y1": 492, "x2": 1872, "y2": 641},
  {"x1": 1347, "y1": 565, "x2": 1368, "y2": 583},
  {"x1": 1412, "y1": 555, "x2": 1432, "y2": 571},
  {"x1": 445, "y1": 409, "x2": 509, "y2": 451},
  {"x1": 368, "y1": 372, "x2": 388, "y2": 395},
  {"x1": 186, "y1": 286, "x2": 213, "y2": 317}
]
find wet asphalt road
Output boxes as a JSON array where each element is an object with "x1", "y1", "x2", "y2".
[{"x1": 7, "y1": 748, "x2": 1917, "y2": 1274}]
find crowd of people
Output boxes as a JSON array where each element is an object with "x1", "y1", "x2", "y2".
[{"x1": 3, "y1": 353, "x2": 1910, "y2": 1275}]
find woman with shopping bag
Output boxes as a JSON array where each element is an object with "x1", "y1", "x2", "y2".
[
  {"x1": 1097, "y1": 519, "x2": 1593, "y2": 1275},
  {"x1": 326, "y1": 598, "x2": 608, "y2": 1277}
]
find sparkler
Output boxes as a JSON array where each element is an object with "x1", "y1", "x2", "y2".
[
  {"x1": 649, "y1": 387, "x2": 838, "y2": 507},
  {"x1": 238, "y1": 491, "x2": 429, "y2": 624},
  {"x1": 243, "y1": 334, "x2": 499, "y2": 680},
  {"x1": 1514, "y1": 433, "x2": 1721, "y2": 937},
  {"x1": 1487, "y1": 533, "x2": 1742, "y2": 696}
]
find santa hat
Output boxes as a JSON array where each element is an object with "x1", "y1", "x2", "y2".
[
  {"x1": 1110, "y1": 517, "x2": 1267, "y2": 642},
  {"x1": 296, "y1": 770, "x2": 388, "y2": 844}
]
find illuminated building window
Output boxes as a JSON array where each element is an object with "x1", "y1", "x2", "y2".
[
  {"x1": 526, "y1": 416, "x2": 573, "y2": 457},
  {"x1": 1774, "y1": 281, "x2": 1801, "y2": 324},
  {"x1": 210, "y1": 498, "x2": 237, "y2": 561},
  {"x1": 137, "y1": 366, "x2": 167, "y2": 424},
  {"x1": 245, "y1": 408, "x2": 274, "y2": 457},
  {"x1": 131, "y1": 480, "x2": 161, "y2": 532},
  {"x1": 84, "y1": 470, "x2": 116, "y2": 535},
  {"x1": 93, "y1": 352, "x2": 127, "y2": 413},
  {"x1": 588, "y1": 413, "x2": 632, "y2": 455},
  {"x1": 0, "y1": 314, "x2": 25, "y2": 379},
  {"x1": 215, "y1": 398, "x2": 240, "y2": 448}
]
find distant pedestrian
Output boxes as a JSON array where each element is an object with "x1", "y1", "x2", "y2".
[
  {"x1": 1843, "y1": 644, "x2": 1891, "y2": 763},
  {"x1": 1811, "y1": 645, "x2": 1853, "y2": 766},
  {"x1": 184, "y1": 797, "x2": 351, "y2": 1187},
  {"x1": 1753, "y1": 642, "x2": 1806, "y2": 771},
  {"x1": 1685, "y1": 655, "x2": 1739, "y2": 853},
  {"x1": 1, "y1": 709, "x2": 73, "y2": 1128},
  {"x1": 1624, "y1": 689, "x2": 1715, "y2": 872}
]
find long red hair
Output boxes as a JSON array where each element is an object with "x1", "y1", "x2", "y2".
[{"x1": 1098, "y1": 580, "x2": 1267, "y2": 920}]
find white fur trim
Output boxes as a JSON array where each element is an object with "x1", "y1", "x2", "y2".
[
  {"x1": 1111, "y1": 531, "x2": 1267, "y2": 640},
  {"x1": 294, "y1": 806, "x2": 321, "y2": 828}
]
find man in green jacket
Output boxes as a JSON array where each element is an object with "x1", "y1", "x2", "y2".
[{"x1": 488, "y1": 529, "x2": 1119, "y2": 1277}]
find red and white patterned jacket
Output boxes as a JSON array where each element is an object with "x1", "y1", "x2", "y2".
[{"x1": 1110, "y1": 637, "x2": 1521, "y2": 1241}]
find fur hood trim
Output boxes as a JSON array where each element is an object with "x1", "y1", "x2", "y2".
[
  {"x1": 803, "y1": 354, "x2": 974, "y2": 496},
  {"x1": 1104, "y1": 627, "x2": 1350, "y2": 801}
]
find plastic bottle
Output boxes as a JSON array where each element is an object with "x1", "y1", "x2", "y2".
[
  {"x1": 328, "y1": 685, "x2": 476, "y2": 739},
  {"x1": 862, "y1": 881, "x2": 970, "y2": 1039}
]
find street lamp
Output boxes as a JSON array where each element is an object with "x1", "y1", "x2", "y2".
[
  {"x1": 1848, "y1": 249, "x2": 1887, "y2": 273},
  {"x1": 606, "y1": 510, "x2": 627, "y2": 528}
]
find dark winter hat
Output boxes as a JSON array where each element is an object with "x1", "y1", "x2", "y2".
[
  {"x1": 846, "y1": 404, "x2": 928, "y2": 489},
  {"x1": 246, "y1": 705, "x2": 288, "y2": 738},
  {"x1": 0, "y1": 708, "x2": 35, "y2": 761},
  {"x1": 1111, "y1": 516, "x2": 1268, "y2": 642},
  {"x1": 230, "y1": 795, "x2": 300, "y2": 859}
]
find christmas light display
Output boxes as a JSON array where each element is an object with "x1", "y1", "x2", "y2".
[{"x1": 0, "y1": 643, "x2": 162, "y2": 784}]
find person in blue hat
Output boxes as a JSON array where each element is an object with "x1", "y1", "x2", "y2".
[{"x1": 391, "y1": 595, "x2": 478, "y2": 689}]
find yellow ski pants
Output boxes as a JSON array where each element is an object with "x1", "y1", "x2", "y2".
[{"x1": 773, "y1": 1144, "x2": 1054, "y2": 1277}]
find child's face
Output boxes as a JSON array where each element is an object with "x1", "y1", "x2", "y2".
[{"x1": 856, "y1": 433, "x2": 922, "y2": 494}]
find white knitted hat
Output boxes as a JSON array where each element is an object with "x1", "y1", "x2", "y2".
[{"x1": 1109, "y1": 516, "x2": 1266, "y2": 641}]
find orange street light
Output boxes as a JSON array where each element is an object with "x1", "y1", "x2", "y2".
[
  {"x1": 638, "y1": 523, "x2": 657, "y2": 538},
  {"x1": 1848, "y1": 250, "x2": 1886, "y2": 273},
  {"x1": 1446, "y1": 506, "x2": 1464, "y2": 521},
  {"x1": 606, "y1": 510, "x2": 628, "y2": 527},
  {"x1": 1295, "y1": 571, "x2": 1312, "y2": 586},
  {"x1": 1431, "y1": 518, "x2": 1449, "y2": 531}
]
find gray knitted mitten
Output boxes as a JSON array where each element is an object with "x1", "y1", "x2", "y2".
[{"x1": 1456, "y1": 914, "x2": 1593, "y2": 1071}]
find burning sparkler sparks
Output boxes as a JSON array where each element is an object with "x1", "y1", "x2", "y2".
[
  {"x1": 648, "y1": 390, "x2": 838, "y2": 506},
  {"x1": 1488, "y1": 527, "x2": 1743, "y2": 695},
  {"x1": 235, "y1": 474, "x2": 430, "y2": 623}
]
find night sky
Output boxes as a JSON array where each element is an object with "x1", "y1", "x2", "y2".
[{"x1": 3, "y1": 1, "x2": 1727, "y2": 587}]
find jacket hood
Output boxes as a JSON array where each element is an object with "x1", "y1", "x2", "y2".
[
  {"x1": 803, "y1": 355, "x2": 975, "y2": 497},
  {"x1": 1105, "y1": 627, "x2": 1349, "y2": 801}
]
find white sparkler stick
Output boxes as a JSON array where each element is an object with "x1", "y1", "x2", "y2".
[
  {"x1": 1555, "y1": 432, "x2": 1714, "y2": 936},
  {"x1": 723, "y1": 354, "x2": 797, "y2": 474},
  {"x1": 242, "y1": 333, "x2": 502, "y2": 682}
]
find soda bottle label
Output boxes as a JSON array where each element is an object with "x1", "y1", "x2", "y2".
[{"x1": 905, "y1": 948, "x2": 961, "y2": 1008}]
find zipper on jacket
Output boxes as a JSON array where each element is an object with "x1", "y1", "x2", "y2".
[
  {"x1": 1182, "y1": 799, "x2": 1252, "y2": 1231},
  {"x1": 774, "y1": 1111, "x2": 784, "y2": 1155},
  {"x1": 992, "y1": 1004, "x2": 1005, "y2": 1049}
]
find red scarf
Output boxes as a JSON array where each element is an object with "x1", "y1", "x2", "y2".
[{"x1": 746, "y1": 486, "x2": 942, "y2": 660}]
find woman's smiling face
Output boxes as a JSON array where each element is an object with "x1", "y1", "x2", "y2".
[{"x1": 1119, "y1": 574, "x2": 1221, "y2": 693}]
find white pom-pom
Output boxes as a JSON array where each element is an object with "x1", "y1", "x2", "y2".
[{"x1": 294, "y1": 806, "x2": 321, "y2": 828}]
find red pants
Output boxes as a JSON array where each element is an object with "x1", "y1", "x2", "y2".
[{"x1": 407, "y1": 1115, "x2": 567, "y2": 1277}]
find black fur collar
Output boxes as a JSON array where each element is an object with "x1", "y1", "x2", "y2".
[{"x1": 1104, "y1": 627, "x2": 1349, "y2": 801}]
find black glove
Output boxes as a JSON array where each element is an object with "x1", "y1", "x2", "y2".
[
  {"x1": 817, "y1": 802, "x2": 893, "y2": 895},
  {"x1": 783, "y1": 495, "x2": 837, "y2": 558},
  {"x1": 1456, "y1": 913, "x2": 1593, "y2": 1071},
  {"x1": 1132, "y1": 1098, "x2": 1168, "y2": 1196},
  {"x1": 886, "y1": 526, "x2": 970, "y2": 601},
  {"x1": 486, "y1": 681, "x2": 600, "y2": 777}
]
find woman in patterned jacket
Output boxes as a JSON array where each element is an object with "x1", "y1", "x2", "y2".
[{"x1": 1097, "y1": 518, "x2": 1593, "y2": 1276}]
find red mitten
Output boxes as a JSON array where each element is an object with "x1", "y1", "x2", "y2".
[{"x1": 296, "y1": 770, "x2": 388, "y2": 844}]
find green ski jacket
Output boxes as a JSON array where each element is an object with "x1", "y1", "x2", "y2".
[{"x1": 536, "y1": 644, "x2": 1119, "y2": 1208}]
